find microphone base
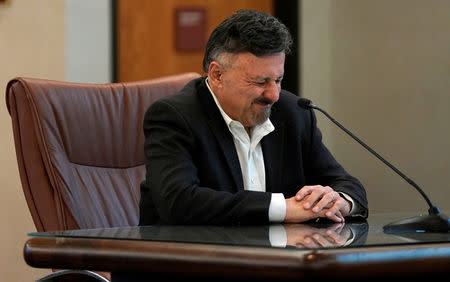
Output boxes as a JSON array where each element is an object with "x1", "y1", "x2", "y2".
[{"x1": 383, "y1": 213, "x2": 450, "y2": 233}]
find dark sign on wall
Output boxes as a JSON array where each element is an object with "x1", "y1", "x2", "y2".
[{"x1": 175, "y1": 7, "x2": 207, "y2": 51}]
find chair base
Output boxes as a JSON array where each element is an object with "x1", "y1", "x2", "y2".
[{"x1": 36, "y1": 269, "x2": 109, "y2": 282}]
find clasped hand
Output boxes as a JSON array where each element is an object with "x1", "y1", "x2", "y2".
[{"x1": 284, "y1": 185, "x2": 351, "y2": 223}]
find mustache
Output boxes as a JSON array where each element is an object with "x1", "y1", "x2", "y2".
[{"x1": 252, "y1": 97, "x2": 274, "y2": 105}]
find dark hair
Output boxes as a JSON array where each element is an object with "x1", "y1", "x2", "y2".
[{"x1": 202, "y1": 9, "x2": 293, "y2": 73}]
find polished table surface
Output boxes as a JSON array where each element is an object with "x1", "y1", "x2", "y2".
[{"x1": 24, "y1": 212, "x2": 450, "y2": 280}]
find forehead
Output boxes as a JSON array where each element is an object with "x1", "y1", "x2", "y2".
[{"x1": 230, "y1": 52, "x2": 285, "y2": 78}]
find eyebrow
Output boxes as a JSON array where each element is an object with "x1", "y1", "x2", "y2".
[{"x1": 252, "y1": 74, "x2": 284, "y2": 82}]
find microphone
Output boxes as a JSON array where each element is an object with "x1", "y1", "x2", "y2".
[{"x1": 297, "y1": 98, "x2": 450, "y2": 233}]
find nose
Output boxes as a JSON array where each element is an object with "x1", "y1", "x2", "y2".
[{"x1": 264, "y1": 81, "x2": 280, "y2": 103}]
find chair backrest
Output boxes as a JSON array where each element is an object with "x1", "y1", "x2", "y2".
[{"x1": 6, "y1": 72, "x2": 201, "y2": 232}]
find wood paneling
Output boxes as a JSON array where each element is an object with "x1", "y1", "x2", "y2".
[{"x1": 117, "y1": 0, "x2": 273, "y2": 82}]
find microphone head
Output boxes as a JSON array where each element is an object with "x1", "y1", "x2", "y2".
[{"x1": 297, "y1": 98, "x2": 313, "y2": 108}]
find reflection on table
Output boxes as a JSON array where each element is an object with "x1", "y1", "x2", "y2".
[{"x1": 30, "y1": 219, "x2": 369, "y2": 250}]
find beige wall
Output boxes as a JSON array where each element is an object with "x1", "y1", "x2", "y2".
[
  {"x1": 0, "y1": 0, "x2": 64, "y2": 281},
  {"x1": 301, "y1": 0, "x2": 450, "y2": 214}
]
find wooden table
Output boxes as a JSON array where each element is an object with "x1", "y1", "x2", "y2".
[{"x1": 24, "y1": 212, "x2": 450, "y2": 280}]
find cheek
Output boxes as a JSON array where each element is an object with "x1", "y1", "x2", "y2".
[
  {"x1": 241, "y1": 89, "x2": 262, "y2": 107},
  {"x1": 221, "y1": 85, "x2": 247, "y2": 110},
  {"x1": 223, "y1": 82, "x2": 263, "y2": 108},
  {"x1": 229, "y1": 85, "x2": 254, "y2": 102}
]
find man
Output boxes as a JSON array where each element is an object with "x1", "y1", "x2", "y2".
[{"x1": 139, "y1": 9, "x2": 368, "y2": 226}]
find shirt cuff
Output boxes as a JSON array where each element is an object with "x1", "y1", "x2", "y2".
[
  {"x1": 268, "y1": 193, "x2": 286, "y2": 222},
  {"x1": 339, "y1": 192, "x2": 358, "y2": 215}
]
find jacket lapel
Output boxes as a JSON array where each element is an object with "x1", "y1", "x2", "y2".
[
  {"x1": 197, "y1": 79, "x2": 244, "y2": 190},
  {"x1": 261, "y1": 106, "x2": 284, "y2": 193}
]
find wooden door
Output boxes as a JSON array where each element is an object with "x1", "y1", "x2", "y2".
[{"x1": 116, "y1": 0, "x2": 274, "y2": 82}]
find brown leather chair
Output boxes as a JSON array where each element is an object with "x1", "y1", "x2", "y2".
[{"x1": 5, "y1": 72, "x2": 201, "y2": 281}]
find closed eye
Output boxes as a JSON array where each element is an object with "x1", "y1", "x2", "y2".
[{"x1": 251, "y1": 76, "x2": 283, "y2": 86}]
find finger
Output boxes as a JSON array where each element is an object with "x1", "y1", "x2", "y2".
[
  {"x1": 323, "y1": 207, "x2": 344, "y2": 223},
  {"x1": 295, "y1": 186, "x2": 316, "y2": 200},
  {"x1": 334, "y1": 203, "x2": 346, "y2": 222},
  {"x1": 302, "y1": 186, "x2": 328, "y2": 209},
  {"x1": 312, "y1": 191, "x2": 339, "y2": 213},
  {"x1": 326, "y1": 209, "x2": 344, "y2": 223},
  {"x1": 337, "y1": 210, "x2": 344, "y2": 221},
  {"x1": 295, "y1": 190, "x2": 311, "y2": 201},
  {"x1": 327, "y1": 214, "x2": 343, "y2": 223}
]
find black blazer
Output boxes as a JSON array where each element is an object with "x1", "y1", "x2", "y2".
[{"x1": 139, "y1": 77, "x2": 368, "y2": 225}]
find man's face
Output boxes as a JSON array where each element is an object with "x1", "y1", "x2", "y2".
[{"x1": 213, "y1": 52, "x2": 285, "y2": 129}]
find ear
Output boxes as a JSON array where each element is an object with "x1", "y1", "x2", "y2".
[{"x1": 208, "y1": 61, "x2": 223, "y2": 88}]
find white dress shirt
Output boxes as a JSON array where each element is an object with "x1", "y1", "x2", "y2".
[{"x1": 205, "y1": 78, "x2": 286, "y2": 222}]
